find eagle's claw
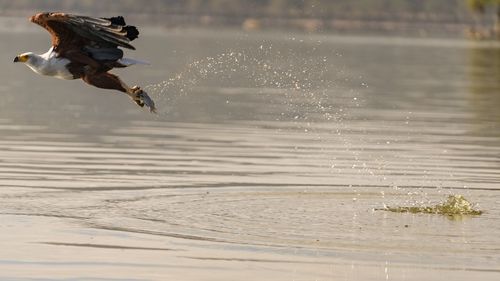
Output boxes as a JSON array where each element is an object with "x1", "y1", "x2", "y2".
[{"x1": 131, "y1": 86, "x2": 157, "y2": 113}]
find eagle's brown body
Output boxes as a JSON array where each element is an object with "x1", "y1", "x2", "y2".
[{"x1": 14, "y1": 12, "x2": 156, "y2": 112}]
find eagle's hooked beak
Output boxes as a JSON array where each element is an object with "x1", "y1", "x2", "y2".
[{"x1": 14, "y1": 55, "x2": 28, "y2": 63}]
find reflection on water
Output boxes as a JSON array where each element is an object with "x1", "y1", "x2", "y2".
[
  {"x1": 468, "y1": 46, "x2": 500, "y2": 132},
  {"x1": 1, "y1": 30, "x2": 500, "y2": 280}
]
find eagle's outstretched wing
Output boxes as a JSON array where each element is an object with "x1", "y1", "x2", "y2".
[
  {"x1": 29, "y1": 12, "x2": 139, "y2": 52},
  {"x1": 25, "y1": 12, "x2": 156, "y2": 113}
]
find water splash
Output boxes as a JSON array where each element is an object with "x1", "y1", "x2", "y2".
[
  {"x1": 143, "y1": 41, "x2": 375, "y2": 182},
  {"x1": 379, "y1": 195, "x2": 483, "y2": 216},
  {"x1": 144, "y1": 43, "x2": 356, "y2": 120}
]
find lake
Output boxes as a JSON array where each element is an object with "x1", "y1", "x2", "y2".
[{"x1": 0, "y1": 26, "x2": 499, "y2": 280}]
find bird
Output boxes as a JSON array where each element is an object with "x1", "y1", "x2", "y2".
[{"x1": 13, "y1": 12, "x2": 156, "y2": 113}]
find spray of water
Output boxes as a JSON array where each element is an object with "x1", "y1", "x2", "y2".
[
  {"x1": 143, "y1": 41, "x2": 391, "y2": 191},
  {"x1": 145, "y1": 43, "x2": 353, "y2": 117}
]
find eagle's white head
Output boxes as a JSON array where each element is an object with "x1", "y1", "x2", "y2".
[
  {"x1": 14, "y1": 49, "x2": 74, "y2": 80},
  {"x1": 13, "y1": 52, "x2": 37, "y2": 64},
  {"x1": 14, "y1": 52, "x2": 46, "y2": 72},
  {"x1": 14, "y1": 52, "x2": 48, "y2": 77}
]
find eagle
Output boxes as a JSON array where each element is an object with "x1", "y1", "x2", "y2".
[{"x1": 14, "y1": 12, "x2": 156, "y2": 113}]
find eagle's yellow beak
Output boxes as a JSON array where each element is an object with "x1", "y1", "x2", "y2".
[{"x1": 14, "y1": 55, "x2": 28, "y2": 63}]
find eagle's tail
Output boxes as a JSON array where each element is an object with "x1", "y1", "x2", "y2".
[{"x1": 117, "y1": 58, "x2": 150, "y2": 66}]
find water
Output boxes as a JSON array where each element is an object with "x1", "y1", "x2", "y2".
[{"x1": 1, "y1": 28, "x2": 500, "y2": 280}]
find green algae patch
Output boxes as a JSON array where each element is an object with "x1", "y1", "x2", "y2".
[{"x1": 380, "y1": 195, "x2": 483, "y2": 216}]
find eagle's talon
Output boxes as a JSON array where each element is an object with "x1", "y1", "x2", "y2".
[
  {"x1": 134, "y1": 100, "x2": 145, "y2": 107},
  {"x1": 130, "y1": 88, "x2": 156, "y2": 113}
]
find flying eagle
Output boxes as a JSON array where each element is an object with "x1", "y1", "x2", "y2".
[{"x1": 14, "y1": 12, "x2": 156, "y2": 113}]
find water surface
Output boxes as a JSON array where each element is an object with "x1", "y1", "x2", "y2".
[{"x1": 1, "y1": 28, "x2": 500, "y2": 280}]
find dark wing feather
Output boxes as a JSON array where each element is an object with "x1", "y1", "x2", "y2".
[
  {"x1": 29, "y1": 12, "x2": 138, "y2": 52},
  {"x1": 65, "y1": 15, "x2": 136, "y2": 49}
]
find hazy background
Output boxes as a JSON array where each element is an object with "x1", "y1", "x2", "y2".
[{"x1": 0, "y1": 0, "x2": 494, "y2": 36}]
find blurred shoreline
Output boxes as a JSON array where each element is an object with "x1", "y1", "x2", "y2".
[{"x1": 0, "y1": 12, "x2": 474, "y2": 39}]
